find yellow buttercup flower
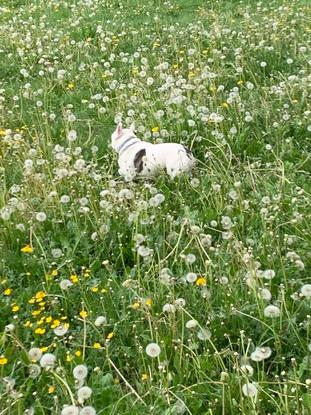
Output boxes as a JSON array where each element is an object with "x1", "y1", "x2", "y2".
[
  {"x1": 0, "y1": 356, "x2": 8, "y2": 365},
  {"x1": 35, "y1": 327, "x2": 46, "y2": 335},
  {"x1": 93, "y1": 342, "x2": 101, "y2": 349},
  {"x1": 79, "y1": 310, "x2": 88, "y2": 319},
  {"x1": 131, "y1": 302, "x2": 140, "y2": 310},
  {"x1": 75, "y1": 350, "x2": 82, "y2": 357},
  {"x1": 4, "y1": 288, "x2": 12, "y2": 296},
  {"x1": 107, "y1": 332, "x2": 114, "y2": 340},
  {"x1": 145, "y1": 298, "x2": 152, "y2": 307},
  {"x1": 196, "y1": 277, "x2": 207, "y2": 287},
  {"x1": 70, "y1": 274, "x2": 79, "y2": 284},
  {"x1": 21, "y1": 244, "x2": 33, "y2": 253},
  {"x1": 12, "y1": 304, "x2": 20, "y2": 312},
  {"x1": 151, "y1": 126, "x2": 159, "y2": 133},
  {"x1": 48, "y1": 385, "x2": 55, "y2": 394},
  {"x1": 141, "y1": 373, "x2": 149, "y2": 381}
]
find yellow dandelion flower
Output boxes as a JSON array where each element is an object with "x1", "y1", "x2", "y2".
[
  {"x1": 45, "y1": 316, "x2": 52, "y2": 323},
  {"x1": 67, "y1": 82, "x2": 75, "y2": 90},
  {"x1": 237, "y1": 80, "x2": 244, "y2": 85},
  {"x1": 51, "y1": 269, "x2": 58, "y2": 277},
  {"x1": 40, "y1": 346, "x2": 48, "y2": 352},
  {"x1": 32, "y1": 309, "x2": 42, "y2": 317},
  {"x1": 48, "y1": 385, "x2": 55, "y2": 394},
  {"x1": 93, "y1": 342, "x2": 101, "y2": 349},
  {"x1": 79, "y1": 310, "x2": 88, "y2": 319},
  {"x1": 11, "y1": 304, "x2": 20, "y2": 312},
  {"x1": 21, "y1": 245, "x2": 33, "y2": 253},
  {"x1": 131, "y1": 302, "x2": 140, "y2": 310},
  {"x1": 34, "y1": 327, "x2": 46, "y2": 335},
  {"x1": 145, "y1": 298, "x2": 152, "y2": 307},
  {"x1": 75, "y1": 350, "x2": 82, "y2": 357},
  {"x1": 151, "y1": 126, "x2": 159, "y2": 133},
  {"x1": 196, "y1": 277, "x2": 207, "y2": 287},
  {"x1": 107, "y1": 332, "x2": 114, "y2": 340},
  {"x1": 4, "y1": 288, "x2": 12, "y2": 296},
  {"x1": 51, "y1": 319, "x2": 60, "y2": 328},
  {"x1": 91, "y1": 286, "x2": 98, "y2": 292},
  {"x1": 0, "y1": 356, "x2": 8, "y2": 365},
  {"x1": 28, "y1": 298, "x2": 36, "y2": 304},
  {"x1": 141, "y1": 373, "x2": 149, "y2": 381},
  {"x1": 35, "y1": 291, "x2": 46, "y2": 300},
  {"x1": 70, "y1": 274, "x2": 79, "y2": 284}
]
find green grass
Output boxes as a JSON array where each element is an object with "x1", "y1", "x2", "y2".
[{"x1": 1, "y1": 0, "x2": 311, "y2": 414}]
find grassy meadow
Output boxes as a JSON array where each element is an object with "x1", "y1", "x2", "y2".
[{"x1": 1, "y1": 0, "x2": 311, "y2": 413}]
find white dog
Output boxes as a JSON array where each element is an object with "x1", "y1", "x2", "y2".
[{"x1": 111, "y1": 123, "x2": 195, "y2": 180}]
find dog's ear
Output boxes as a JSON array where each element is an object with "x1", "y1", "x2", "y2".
[
  {"x1": 116, "y1": 122, "x2": 123, "y2": 137},
  {"x1": 130, "y1": 122, "x2": 135, "y2": 132}
]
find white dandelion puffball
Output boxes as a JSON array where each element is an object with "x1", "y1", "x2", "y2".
[
  {"x1": 262, "y1": 269, "x2": 276, "y2": 280},
  {"x1": 39, "y1": 353, "x2": 56, "y2": 369},
  {"x1": 28, "y1": 347, "x2": 42, "y2": 362},
  {"x1": 242, "y1": 382, "x2": 258, "y2": 398},
  {"x1": 28, "y1": 364, "x2": 41, "y2": 379},
  {"x1": 240, "y1": 365, "x2": 254, "y2": 377},
  {"x1": 251, "y1": 347, "x2": 272, "y2": 362},
  {"x1": 185, "y1": 319, "x2": 198, "y2": 329},
  {"x1": 186, "y1": 272, "x2": 197, "y2": 283},
  {"x1": 197, "y1": 328, "x2": 212, "y2": 341},
  {"x1": 162, "y1": 303, "x2": 176, "y2": 313},
  {"x1": 264, "y1": 305, "x2": 281, "y2": 318},
  {"x1": 145, "y1": 342, "x2": 161, "y2": 358},
  {"x1": 59, "y1": 279, "x2": 73, "y2": 290},
  {"x1": 79, "y1": 407, "x2": 97, "y2": 415},
  {"x1": 260, "y1": 288, "x2": 272, "y2": 301},
  {"x1": 301, "y1": 284, "x2": 311, "y2": 298},
  {"x1": 36, "y1": 212, "x2": 47, "y2": 222},
  {"x1": 54, "y1": 323, "x2": 69, "y2": 336},
  {"x1": 61, "y1": 405, "x2": 80, "y2": 415},
  {"x1": 94, "y1": 316, "x2": 107, "y2": 327},
  {"x1": 73, "y1": 364, "x2": 88, "y2": 380},
  {"x1": 77, "y1": 386, "x2": 93, "y2": 403}
]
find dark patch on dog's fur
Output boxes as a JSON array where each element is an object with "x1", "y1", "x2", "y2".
[
  {"x1": 133, "y1": 149, "x2": 146, "y2": 173},
  {"x1": 184, "y1": 146, "x2": 193, "y2": 158}
]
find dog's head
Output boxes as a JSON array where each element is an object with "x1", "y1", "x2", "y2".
[{"x1": 111, "y1": 122, "x2": 136, "y2": 151}]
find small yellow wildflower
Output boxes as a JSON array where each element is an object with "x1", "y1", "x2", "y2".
[
  {"x1": 141, "y1": 373, "x2": 149, "y2": 381},
  {"x1": 50, "y1": 269, "x2": 58, "y2": 277},
  {"x1": 107, "y1": 332, "x2": 114, "y2": 340},
  {"x1": 28, "y1": 298, "x2": 36, "y2": 304},
  {"x1": 21, "y1": 245, "x2": 33, "y2": 253},
  {"x1": 93, "y1": 342, "x2": 101, "y2": 349},
  {"x1": 70, "y1": 274, "x2": 79, "y2": 284},
  {"x1": 51, "y1": 319, "x2": 60, "y2": 329},
  {"x1": 91, "y1": 286, "x2": 98, "y2": 293},
  {"x1": 67, "y1": 82, "x2": 75, "y2": 90},
  {"x1": 151, "y1": 126, "x2": 159, "y2": 133},
  {"x1": 237, "y1": 80, "x2": 244, "y2": 85},
  {"x1": 75, "y1": 350, "x2": 82, "y2": 357},
  {"x1": 11, "y1": 304, "x2": 20, "y2": 312},
  {"x1": 0, "y1": 129, "x2": 7, "y2": 136},
  {"x1": 34, "y1": 327, "x2": 46, "y2": 335},
  {"x1": 66, "y1": 354, "x2": 73, "y2": 362},
  {"x1": 196, "y1": 277, "x2": 207, "y2": 287},
  {"x1": 79, "y1": 310, "x2": 88, "y2": 319},
  {"x1": 145, "y1": 298, "x2": 152, "y2": 307},
  {"x1": 222, "y1": 102, "x2": 229, "y2": 108},
  {"x1": 24, "y1": 320, "x2": 32, "y2": 328},
  {"x1": 40, "y1": 346, "x2": 48, "y2": 352},
  {"x1": 48, "y1": 385, "x2": 55, "y2": 394},
  {"x1": 131, "y1": 302, "x2": 140, "y2": 310},
  {"x1": 35, "y1": 291, "x2": 46, "y2": 300},
  {"x1": 0, "y1": 356, "x2": 8, "y2": 365},
  {"x1": 46, "y1": 316, "x2": 52, "y2": 323},
  {"x1": 4, "y1": 288, "x2": 12, "y2": 296}
]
